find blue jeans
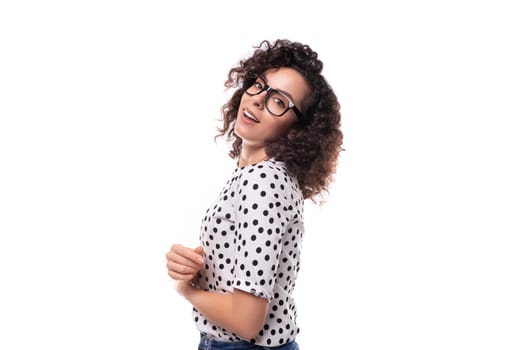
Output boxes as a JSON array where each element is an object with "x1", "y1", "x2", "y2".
[{"x1": 198, "y1": 333, "x2": 299, "y2": 350}]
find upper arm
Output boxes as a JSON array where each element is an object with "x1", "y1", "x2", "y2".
[
  {"x1": 230, "y1": 163, "x2": 297, "y2": 338},
  {"x1": 232, "y1": 165, "x2": 294, "y2": 299}
]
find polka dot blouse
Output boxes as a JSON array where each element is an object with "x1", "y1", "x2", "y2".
[{"x1": 192, "y1": 159, "x2": 304, "y2": 347}]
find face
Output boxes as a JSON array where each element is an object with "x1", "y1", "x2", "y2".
[{"x1": 234, "y1": 67, "x2": 310, "y2": 149}]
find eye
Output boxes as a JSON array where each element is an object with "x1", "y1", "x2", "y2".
[
  {"x1": 272, "y1": 96, "x2": 286, "y2": 107},
  {"x1": 254, "y1": 81, "x2": 263, "y2": 90}
]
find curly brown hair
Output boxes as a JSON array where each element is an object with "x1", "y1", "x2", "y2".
[{"x1": 217, "y1": 39, "x2": 343, "y2": 201}]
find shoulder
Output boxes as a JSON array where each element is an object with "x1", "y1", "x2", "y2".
[
  {"x1": 239, "y1": 159, "x2": 291, "y2": 183},
  {"x1": 237, "y1": 159, "x2": 302, "y2": 199}
]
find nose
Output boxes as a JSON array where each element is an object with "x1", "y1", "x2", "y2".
[{"x1": 250, "y1": 91, "x2": 266, "y2": 111}]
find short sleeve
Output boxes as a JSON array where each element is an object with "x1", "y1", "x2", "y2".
[{"x1": 232, "y1": 163, "x2": 295, "y2": 300}]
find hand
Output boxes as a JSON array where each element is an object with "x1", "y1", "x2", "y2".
[{"x1": 166, "y1": 244, "x2": 205, "y2": 281}]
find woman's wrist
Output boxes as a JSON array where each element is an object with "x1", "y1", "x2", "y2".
[{"x1": 175, "y1": 279, "x2": 195, "y2": 298}]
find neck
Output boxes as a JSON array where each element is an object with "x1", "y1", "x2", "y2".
[{"x1": 238, "y1": 146, "x2": 269, "y2": 168}]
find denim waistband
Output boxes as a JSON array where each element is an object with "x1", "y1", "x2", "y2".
[{"x1": 198, "y1": 333, "x2": 298, "y2": 350}]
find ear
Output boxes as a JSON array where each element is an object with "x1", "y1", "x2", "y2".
[{"x1": 286, "y1": 128, "x2": 300, "y2": 140}]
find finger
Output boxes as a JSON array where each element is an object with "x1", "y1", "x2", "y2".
[
  {"x1": 194, "y1": 246, "x2": 204, "y2": 255},
  {"x1": 166, "y1": 260, "x2": 200, "y2": 275},
  {"x1": 166, "y1": 250, "x2": 203, "y2": 271},
  {"x1": 166, "y1": 260, "x2": 199, "y2": 280},
  {"x1": 170, "y1": 244, "x2": 205, "y2": 265},
  {"x1": 167, "y1": 269, "x2": 195, "y2": 281}
]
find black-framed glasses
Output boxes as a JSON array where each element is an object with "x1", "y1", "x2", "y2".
[{"x1": 243, "y1": 74, "x2": 306, "y2": 124}]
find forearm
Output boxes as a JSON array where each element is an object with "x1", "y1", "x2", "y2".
[
  {"x1": 184, "y1": 287, "x2": 238, "y2": 332},
  {"x1": 179, "y1": 283, "x2": 268, "y2": 339}
]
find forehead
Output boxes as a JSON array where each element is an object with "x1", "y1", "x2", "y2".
[{"x1": 263, "y1": 67, "x2": 310, "y2": 105}]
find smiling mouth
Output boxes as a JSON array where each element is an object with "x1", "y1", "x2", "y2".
[{"x1": 243, "y1": 109, "x2": 260, "y2": 123}]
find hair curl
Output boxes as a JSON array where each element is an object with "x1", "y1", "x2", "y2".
[{"x1": 217, "y1": 39, "x2": 343, "y2": 201}]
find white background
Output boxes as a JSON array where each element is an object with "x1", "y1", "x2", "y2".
[{"x1": 1, "y1": 1, "x2": 524, "y2": 349}]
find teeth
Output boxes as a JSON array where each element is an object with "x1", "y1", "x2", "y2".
[{"x1": 244, "y1": 109, "x2": 259, "y2": 122}]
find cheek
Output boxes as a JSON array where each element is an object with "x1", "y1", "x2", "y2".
[{"x1": 268, "y1": 118, "x2": 295, "y2": 138}]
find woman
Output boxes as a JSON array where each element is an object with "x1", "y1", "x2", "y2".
[{"x1": 166, "y1": 39, "x2": 343, "y2": 349}]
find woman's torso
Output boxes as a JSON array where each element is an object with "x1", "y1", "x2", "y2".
[{"x1": 193, "y1": 159, "x2": 304, "y2": 347}]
